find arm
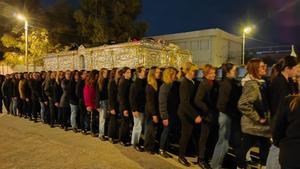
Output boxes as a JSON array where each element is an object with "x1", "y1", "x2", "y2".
[
  {"x1": 147, "y1": 86, "x2": 157, "y2": 117},
  {"x1": 194, "y1": 82, "x2": 209, "y2": 114},
  {"x1": 181, "y1": 81, "x2": 198, "y2": 120},
  {"x1": 217, "y1": 81, "x2": 231, "y2": 114},
  {"x1": 159, "y1": 85, "x2": 170, "y2": 119}
]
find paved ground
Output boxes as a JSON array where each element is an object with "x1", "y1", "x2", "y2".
[{"x1": 0, "y1": 113, "x2": 199, "y2": 169}]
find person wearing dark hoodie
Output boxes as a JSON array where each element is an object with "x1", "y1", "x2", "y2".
[
  {"x1": 129, "y1": 66, "x2": 147, "y2": 151},
  {"x1": 2, "y1": 74, "x2": 12, "y2": 114},
  {"x1": 118, "y1": 67, "x2": 132, "y2": 146},
  {"x1": 96, "y1": 68, "x2": 109, "y2": 141},
  {"x1": 60, "y1": 70, "x2": 72, "y2": 131},
  {"x1": 158, "y1": 67, "x2": 180, "y2": 158},
  {"x1": 210, "y1": 63, "x2": 243, "y2": 169},
  {"x1": 266, "y1": 55, "x2": 298, "y2": 169},
  {"x1": 108, "y1": 68, "x2": 122, "y2": 143},
  {"x1": 237, "y1": 58, "x2": 271, "y2": 169},
  {"x1": 178, "y1": 62, "x2": 202, "y2": 167},
  {"x1": 144, "y1": 66, "x2": 161, "y2": 154},
  {"x1": 0, "y1": 75, "x2": 5, "y2": 114},
  {"x1": 11, "y1": 74, "x2": 20, "y2": 116}
]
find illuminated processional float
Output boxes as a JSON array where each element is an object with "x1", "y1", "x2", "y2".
[{"x1": 43, "y1": 40, "x2": 192, "y2": 71}]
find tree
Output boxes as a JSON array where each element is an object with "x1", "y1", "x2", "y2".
[{"x1": 74, "y1": 0, "x2": 148, "y2": 45}]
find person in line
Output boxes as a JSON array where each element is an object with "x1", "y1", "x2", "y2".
[
  {"x1": 96, "y1": 68, "x2": 109, "y2": 141},
  {"x1": 144, "y1": 66, "x2": 161, "y2": 154},
  {"x1": 60, "y1": 70, "x2": 72, "y2": 131},
  {"x1": 29, "y1": 72, "x2": 41, "y2": 123},
  {"x1": 210, "y1": 63, "x2": 243, "y2": 169},
  {"x1": 177, "y1": 62, "x2": 202, "y2": 167},
  {"x1": 129, "y1": 66, "x2": 147, "y2": 151},
  {"x1": 0, "y1": 75, "x2": 5, "y2": 114},
  {"x1": 69, "y1": 71, "x2": 79, "y2": 133},
  {"x1": 54, "y1": 71, "x2": 64, "y2": 127},
  {"x1": 237, "y1": 58, "x2": 271, "y2": 169},
  {"x1": 2, "y1": 74, "x2": 13, "y2": 114},
  {"x1": 76, "y1": 70, "x2": 88, "y2": 134},
  {"x1": 118, "y1": 67, "x2": 132, "y2": 146},
  {"x1": 44, "y1": 71, "x2": 57, "y2": 128}
]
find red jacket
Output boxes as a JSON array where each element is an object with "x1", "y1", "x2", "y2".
[{"x1": 83, "y1": 84, "x2": 96, "y2": 110}]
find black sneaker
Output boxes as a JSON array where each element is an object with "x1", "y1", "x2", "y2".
[
  {"x1": 178, "y1": 157, "x2": 191, "y2": 167},
  {"x1": 64, "y1": 126, "x2": 68, "y2": 131},
  {"x1": 73, "y1": 128, "x2": 78, "y2": 133},
  {"x1": 91, "y1": 133, "x2": 98, "y2": 137},
  {"x1": 198, "y1": 160, "x2": 212, "y2": 169},
  {"x1": 109, "y1": 138, "x2": 118, "y2": 144}
]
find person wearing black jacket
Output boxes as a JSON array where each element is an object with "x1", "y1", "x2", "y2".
[
  {"x1": 2, "y1": 75, "x2": 12, "y2": 114},
  {"x1": 70, "y1": 71, "x2": 79, "y2": 132},
  {"x1": 144, "y1": 66, "x2": 161, "y2": 154},
  {"x1": 0, "y1": 75, "x2": 5, "y2": 113},
  {"x1": 178, "y1": 62, "x2": 202, "y2": 167},
  {"x1": 118, "y1": 67, "x2": 132, "y2": 146},
  {"x1": 44, "y1": 71, "x2": 57, "y2": 127},
  {"x1": 267, "y1": 55, "x2": 297, "y2": 169},
  {"x1": 11, "y1": 74, "x2": 20, "y2": 116},
  {"x1": 29, "y1": 72, "x2": 41, "y2": 122},
  {"x1": 272, "y1": 95, "x2": 300, "y2": 169},
  {"x1": 194, "y1": 64, "x2": 218, "y2": 169},
  {"x1": 60, "y1": 71, "x2": 72, "y2": 131},
  {"x1": 54, "y1": 71, "x2": 64, "y2": 127},
  {"x1": 96, "y1": 68, "x2": 109, "y2": 141},
  {"x1": 108, "y1": 68, "x2": 121, "y2": 143},
  {"x1": 76, "y1": 70, "x2": 88, "y2": 134},
  {"x1": 210, "y1": 63, "x2": 242, "y2": 169},
  {"x1": 129, "y1": 66, "x2": 147, "y2": 151}
]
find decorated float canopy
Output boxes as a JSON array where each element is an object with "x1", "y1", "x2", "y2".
[{"x1": 43, "y1": 40, "x2": 192, "y2": 71}]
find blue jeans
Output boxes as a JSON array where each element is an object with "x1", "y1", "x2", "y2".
[
  {"x1": 98, "y1": 100, "x2": 108, "y2": 137},
  {"x1": 40, "y1": 102, "x2": 45, "y2": 122},
  {"x1": 70, "y1": 104, "x2": 78, "y2": 129},
  {"x1": 210, "y1": 112, "x2": 231, "y2": 169},
  {"x1": 266, "y1": 144, "x2": 281, "y2": 169},
  {"x1": 11, "y1": 98, "x2": 18, "y2": 115},
  {"x1": 160, "y1": 125, "x2": 169, "y2": 150},
  {"x1": 131, "y1": 113, "x2": 144, "y2": 146}
]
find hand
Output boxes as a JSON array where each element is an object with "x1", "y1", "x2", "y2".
[
  {"x1": 44, "y1": 101, "x2": 48, "y2": 105},
  {"x1": 123, "y1": 110, "x2": 129, "y2": 117},
  {"x1": 96, "y1": 108, "x2": 100, "y2": 112},
  {"x1": 87, "y1": 107, "x2": 93, "y2": 112},
  {"x1": 25, "y1": 98, "x2": 29, "y2": 102},
  {"x1": 110, "y1": 109, "x2": 116, "y2": 115},
  {"x1": 259, "y1": 118, "x2": 267, "y2": 124},
  {"x1": 132, "y1": 111, "x2": 140, "y2": 118},
  {"x1": 195, "y1": 116, "x2": 202, "y2": 124},
  {"x1": 162, "y1": 119, "x2": 169, "y2": 127},
  {"x1": 152, "y1": 116, "x2": 159, "y2": 123},
  {"x1": 54, "y1": 102, "x2": 59, "y2": 107}
]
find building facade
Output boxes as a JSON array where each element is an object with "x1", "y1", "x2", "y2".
[{"x1": 152, "y1": 28, "x2": 242, "y2": 66}]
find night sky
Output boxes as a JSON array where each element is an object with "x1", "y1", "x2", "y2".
[{"x1": 43, "y1": 0, "x2": 300, "y2": 46}]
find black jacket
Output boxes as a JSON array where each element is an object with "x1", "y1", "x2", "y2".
[
  {"x1": 29, "y1": 79, "x2": 41, "y2": 101},
  {"x1": 44, "y1": 79, "x2": 56, "y2": 101},
  {"x1": 60, "y1": 79, "x2": 71, "y2": 107},
  {"x1": 54, "y1": 82, "x2": 63, "y2": 104},
  {"x1": 2, "y1": 79, "x2": 13, "y2": 98},
  {"x1": 11, "y1": 79, "x2": 19, "y2": 97},
  {"x1": 273, "y1": 96, "x2": 300, "y2": 168},
  {"x1": 194, "y1": 78, "x2": 218, "y2": 122},
  {"x1": 270, "y1": 73, "x2": 295, "y2": 119},
  {"x1": 159, "y1": 81, "x2": 180, "y2": 120},
  {"x1": 178, "y1": 77, "x2": 198, "y2": 122},
  {"x1": 129, "y1": 78, "x2": 146, "y2": 113},
  {"x1": 69, "y1": 80, "x2": 78, "y2": 105},
  {"x1": 76, "y1": 79, "x2": 85, "y2": 101},
  {"x1": 146, "y1": 82, "x2": 160, "y2": 117},
  {"x1": 217, "y1": 78, "x2": 242, "y2": 120},
  {"x1": 118, "y1": 77, "x2": 132, "y2": 113},
  {"x1": 96, "y1": 78, "x2": 109, "y2": 108},
  {"x1": 108, "y1": 79, "x2": 118, "y2": 111}
]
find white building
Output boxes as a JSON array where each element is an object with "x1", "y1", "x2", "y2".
[{"x1": 152, "y1": 28, "x2": 242, "y2": 67}]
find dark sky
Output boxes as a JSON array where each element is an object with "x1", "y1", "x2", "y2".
[{"x1": 43, "y1": 0, "x2": 300, "y2": 46}]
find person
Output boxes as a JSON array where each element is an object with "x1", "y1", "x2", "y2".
[
  {"x1": 70, "y1": 71, "x2": 79, "y2": 133},
  {"x1": 96, "y1": 68, "x2": 109, "y2": 141},
  {"x1": 11, "y1": 74, "x2": 20, "y2": 116},
  {"x1": 2, "y1": 74, "x2": 12, "y2": 114},
  {"x1": 29, "y1": 72, "x2": 41, "y2": 122},
  {"x1": 0, "y1": 75, "x2": 5, "y2": 114},
  {"x1": 84, "y1": 70, "x2": 98, "y2": 137},
  {"x1": 54, "y1": 71, "x2": 64, "y2": 126},
  {"x1": 60, "y1": 70, "x2": 72, "y2": 131},
  {"x1": 108, "y1": 68, "x2": 122, "y2": 144},
  {"x1": 194, "y1": 64, "x2": 218, "y2": 169},
  {"x1": 210, "y1": 63, "x2": 243, "y2": 169},
  {"x1": 144, "y1": 66, "x2": 161, "y2": 154},
  {"x1": 158, "y1": 67, "x2": 180, "y2": 158},
  {"x1": 272, "y1": 94, "x2": 300, "y2": 169},
  {"x1": 129, "y1": 66, "x2": 147, "y2": 151},
  {"x1": 267, "y1": 55, "x2": 298, "y2": 169},
  {"x1": 44, "y1": 71, "x2": 57, "y2": 128},
  {"x1": 237, "y1": 58, "x2": 271, "y2": 169},
  {"x1": 177, "y1": 62, "x2": 202, "y2": 167},
  {"x1": 118, "y1": 67, "x2": 132, "y2": 146},
  {"x1": 76, "y1": 70, "x2": 88, "y2": 134}
]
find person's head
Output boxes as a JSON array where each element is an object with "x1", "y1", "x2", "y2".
[
  {"x1": 182, "y1": 62, "x2": 198, "y2": 80},
  {"x1": 122, "y1": 67, "x2": 132, "y2": 80},
  {"x1": 98, "y1": 68, "x2": 109, "y2": 90},
  {"x1": 81, "y1": 70, "x2": 88, "y2": 80},
  {"x1": 136, "y1": 66, "x2": 146, "y2": 79},
  {"x1": 74, "y1": 71, "x2": 80, "y2": 81},
  {"x1": 50, "y1": 71, "x2": 56, "y2": 80},
  {"x1": 33, "y1": 72, "x2": 39, "y2": 80},
  {"x1": 147, "y1": 66, "x2": 161, "y2": 91},
  {"x1": 203, "y1": 64, "x2": 216, "y2": 81},
  {"x1": 115, "y1": 68, "x2": 123, "y2": 82},
  {"x1": 270, "y1": 63, "x2": 281, "y2": 82},
  {"x1": 277, "y1": 55, "x2": 298, "y2": 78},
  {"x1": 65, "y1": 70, "x2": 71, "y2": 80},
  {"x1": 246, "y1": 58, "x2": 266, "y2": 79},
  {"x1": 162, "y1": 67, "x2": 178, "y2": 84},
  {"x1": 86, "y1": 70, "x2": 98, "y2": 86},
  {"x1": 221, "y1": 63, "x2": 237, "y2": 79},
  {"x1": 109, "y1": 68, "x2": 118, "y2": 80},
  {"x1": 45, "y1": 71, "x2": 51, "y2": 81}
]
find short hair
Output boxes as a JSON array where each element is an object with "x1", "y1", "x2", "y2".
[{"x1": 203, "y1": 64, "x2": 215, "y2": 77}]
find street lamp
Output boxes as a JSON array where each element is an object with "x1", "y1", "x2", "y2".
[
  {"x1": 242, "y1": 25, "x2": 255, "y2": 65},
  {"x1": 16, "y1": 14, "x2": 29, "y2": 72}
]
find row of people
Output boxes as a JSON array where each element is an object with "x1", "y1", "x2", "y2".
[{"x1": 1, "y1": 55, "x2": 299, "y2": 169}]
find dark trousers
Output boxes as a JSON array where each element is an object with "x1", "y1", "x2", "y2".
[
  {"x1": 18, "y1": 99, "x2": 24, "y2": 116},
  {"x1": 3, "y1": 96, "x2": 10, "y2": 113},
  {"x1": 0, "y1": 97, "x2": 3, "y2": 113},
  {"x1": 49, "y1": 99, "x2": 57, "y2": 126},
  {"x1": 119, "y1": 115, "x2": 131, "y2": 143},
  {"x1": 88, "y1": 110, "x2": 98, "y2": 134},
  {"x1": 179, "y1": 117, "x2": 194, "y2": 157},
  {"x1": 237, "y1": 133, "x2": 271, "y2": 168},
  {"x1": 61, "y1": 106, "x2": 71, "y2": 128},
  {"x1": 31, "y1": 99, "x2": 40, "y2": 120},
  {"x1": 144, "y1": 117, "x2": 159, "y2": 151},
  {"x1": 79, "y1": 99, "x2": 88, "y2": 130},
  {"x1": 22, "y1": 99, "x2": 31, "y2": 117},
  {"x1": 198, "y1": 121, "x2": 211, "y2": 160},
  {"x1": 160, "y1": 125, "x2": 169, "y2": 150},
  {"x1": 108, "y1": 114, "x2": 118, "y2": 139}
]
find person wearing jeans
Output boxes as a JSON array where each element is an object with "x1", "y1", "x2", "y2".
[
  {"x1": 70, "y1": 104, "x2": 78, "y2": 131},
  {"x1": 129, "y1": 66, "x2": 147, "y2": 151},
  {"x1": 70, "y1": 71, "x2": 79, "y2": 133},
  {"x1": 96, "y1": 68, "x2": 109, "y2": 141}
]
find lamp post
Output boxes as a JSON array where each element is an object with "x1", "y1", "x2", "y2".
[
  {"x1": 17, "y1": 14, "x2": 28, "y2": 72},
  {"x1": 242, "y1": 26, "x2": 254, "y2": 65}
]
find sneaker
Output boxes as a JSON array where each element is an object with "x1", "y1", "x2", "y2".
[
  {"x1": 178, "y1": 157, "x2": 191, "y2": 167},
  {"x1": 99, "y1": 135, "x2": 108, "y2": 141},
  {"x1": 133, "y1": 145, "x2": 144, "y2": 152},
  {"x1": 159, "y1": 149, "x2": 172, "y2": 158}
]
